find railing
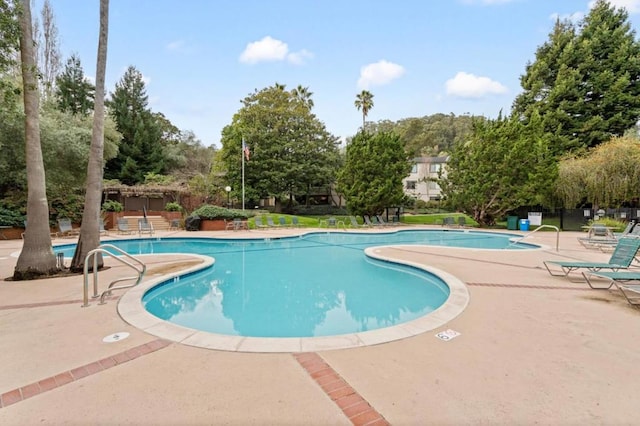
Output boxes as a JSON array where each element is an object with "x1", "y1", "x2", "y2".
[
  {"x1": 509, "y1": 224, "x2": 560, "y2": 252},
  {"x1": 82, "y1": 244, "x2": 146, "y2": 307}
]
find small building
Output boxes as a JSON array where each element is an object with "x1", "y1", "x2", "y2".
[{"x1": 402, "y1": 156, "x2": 449, "y2": 203}]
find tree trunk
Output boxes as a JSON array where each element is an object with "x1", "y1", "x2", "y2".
[
  {"x1": 70, "y1": 0, "x2": 109, "y2": 272},
  {"x1": 13, "y1": 0, "x2": 57, "y2": 280}
]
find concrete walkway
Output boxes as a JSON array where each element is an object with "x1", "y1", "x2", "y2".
[{"x1": 0, "y1": 227, "x2": 638, "y2": 425}]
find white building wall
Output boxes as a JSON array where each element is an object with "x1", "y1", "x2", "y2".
[{"x1": 402, "y1": 157, "x2": 448, "y2": 202}]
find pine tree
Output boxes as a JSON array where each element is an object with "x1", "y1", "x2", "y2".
[
  {"x1": 55, "y1": 54, "x2": 95, "y2": 115},
  {"x1": 105, "y1": 66, "x2": 164, "y2": 184},
  {"x1": 512, "y1": 0, "x2": 640, "y2": 155}
]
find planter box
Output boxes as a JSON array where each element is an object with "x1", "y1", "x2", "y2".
[
  {"x1": 0, "y1": 227, "x2": 25, "y2": 240},
  {"x1": 200, "y1": 219, "x2": 227, "y2": 231},
  {"x1": 102, "y1": 212, "x2": 123, "y2": 230}
]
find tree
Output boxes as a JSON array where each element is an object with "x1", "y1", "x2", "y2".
[
  {"x1": 556, "y1": 135, "x2": 640, "y2": 209},
  {"x1": 336, "y1": 131, "x2": 410, "y2": 216},
  {"x1": 291, "y1": 84, "x2": 314, "y2": 109},
  {"x1": 439, "y1": 114, "x2": 556, "y2": 226},
  {"x1": 105, "y1": 65, "x2": 164, "y2": 184},
  {"x1": 0, "y1": 0, "x2": 19, "y2": 72},
  {"x1": 354, "y1": 90, "x2": 374, "y2": 129},
  {"x1": 14, "y1": 0, "x2": 57, "y2": 279},
  {"x1": 70, "y1": 0, "x2": 109, "y2": 272},
  {"x1": 55, "y1": 54, "x2": 95, "y2": 115},
  {"x1": 219, "y1": 84, "x2": 340, "y2": 209},
  {"x1": 35, "y1": 0, "x2": 61, "y2": 99},
  {"x1": 512, "y1": 0, "x2": 640, "y2": 155}
]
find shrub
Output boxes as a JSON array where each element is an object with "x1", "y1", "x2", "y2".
[
  {"x1": 191, "y1": 205, "x2": 249, "y2": 220},
  {"x1": 102, "y1": 200, "x2": 124, "y2": 212},
  {"x1": 164, "y1": 202, "x2": 182, "y2": 212},
  {"x1": 0, "y1": 207, "x2": 25, "y2": 227}
]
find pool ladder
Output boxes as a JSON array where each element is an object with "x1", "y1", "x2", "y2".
[
  {"x1": 82, "y1": 244, "x2": 146, "y2": 307},
  {"x1": 508, "y1": 224, "x2": 560, "y2": 252}
]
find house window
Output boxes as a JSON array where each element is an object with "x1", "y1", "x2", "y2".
[
  {"x1": 428, "y1": 181, "x2": 440, "y2": 190},
  {"x1": 429, "y1": 163, "x2": 441, "y2": 173},
  {"x1": 406, "y1": 181, "x2": 416, "y2": 190},
  {"x1": 411, "y1": 164, "x2": 418, "y2": 173}
]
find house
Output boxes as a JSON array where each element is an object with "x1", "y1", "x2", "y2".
[{"x1": 402, "y1": 156, "x2": 449, "y2": 203}]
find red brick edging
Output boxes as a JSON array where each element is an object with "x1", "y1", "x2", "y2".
[
  {"x1": 0, "y1": 339, "x2": 171, "y2": 409},
  {"x1": 294, "y1": 352, "x2": 390, "y2": 426}
]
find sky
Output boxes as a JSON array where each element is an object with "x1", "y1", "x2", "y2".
[{"x1": 41, "y1": 0, "x2": 640, "y2": 147}]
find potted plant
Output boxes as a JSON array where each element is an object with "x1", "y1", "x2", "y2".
[
  {"x1": 101, "y1": 200, "x2": 124, "y2": 230},
  {"x1": 162, "y1": 201, "x2": 183, "y2": 223},
  {"x1": 190, "y1": 205, "x2": 249, "y2": 231}
]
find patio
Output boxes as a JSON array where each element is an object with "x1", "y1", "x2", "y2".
[{"x1": 0, "y1": 227, "x2": 638, "y2": 425}]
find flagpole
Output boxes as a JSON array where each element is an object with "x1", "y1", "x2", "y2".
[{"x1": 241, "y1": 137, "x2": 245, "y2": 211}]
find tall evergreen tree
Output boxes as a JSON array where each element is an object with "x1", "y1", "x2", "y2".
[
  {"x1": 512, "y1": 0, "x2": 640, "y2": 155},
  {"x1": 55, "y1": 54, "x2": 95, "y2": 115},
  {"x1": 337, "y1": 131, "x2": 410, "y2": 216},
  {"x1": 105, "y1": 65, "x2": 164, "y2": 184}
]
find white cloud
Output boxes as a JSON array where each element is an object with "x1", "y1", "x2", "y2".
[
  {"x1": 357, "y1": 60, "x2": 405, "y2": 89},
  {"x1": 445, "y1": 71, "x2": 508, "y2": 98},
  {"x1": 166, "y1": 40, "x2": 185, "y2": 51},
  {"x1": 239, "y1": 36, "x2": 312, "y2": 65},
  {"x1": 287, "y1": 49, "x2": 314, "y2": 65},
  {"x1": 589, "y1": 0, "x2": 640, "y2": 13}
]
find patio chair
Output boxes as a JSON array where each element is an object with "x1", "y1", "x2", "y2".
[
  {"x1": 544, "y1": 237, "x2": 640, "y2": 281},
  {"x1": 99, "y1": 219, "x2": 109, "y2": 236},
  {"x1": 363, "y1": 215, "x2": 375, "y2": 227},
  {"x1": 266, "y1": 217, "x2": 280, "y2": 228},
  {"x1": 349, "y1": 216, "x2": 365, "y2": 228},
  {"x1": 457, "y1": 217, "x2": 467, "y2": 228},
  {"x1": 138, "y1": 218, "x2": 154, "y2": 236},
  {"x1": 291, "y1": 216, "x2": 301, "y2": 227},
  {"x1": 578, "y1": 223, "x2": 618, "y2": 248},
  {"x1": 442, "y1": 216, "x2": 455, "y2": 227},
  {"x1": 278, "y1": 217, "x2": 288, "y2": 227},
  {"x1": 582, "y1": 270, "x2": 640, "y2": 291},
  {"x1": 254, "y1": 216, "x2": 268, "y2": 229},
  {"x1": 376, "y1": 215, "x2": 393, "y2": 227},
  {"x1": 117, "y1": 218, "x2": 132, "y2": 234},
  {"x1": 57, "y1": 218, "x2": 80, "y2": 238},
  {"x1": 169, "y1": 219, "x2": 181, "y2": 230}
]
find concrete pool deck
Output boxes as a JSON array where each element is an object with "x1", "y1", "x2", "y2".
[{"x1": 1, "y1": 226, "x2": 638, "y2": 425}]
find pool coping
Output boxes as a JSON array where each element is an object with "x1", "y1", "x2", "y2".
[{"x1": 118, "y1": 245, "x2": 471, "y2": 353}]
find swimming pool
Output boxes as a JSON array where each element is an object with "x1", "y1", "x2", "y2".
[{"x1": 63, "y1": 229, "x2": 535, "y2": 351}]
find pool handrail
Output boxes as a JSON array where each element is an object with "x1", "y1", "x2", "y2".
[
  {"x1": 82, "y1": 244, "x2": 146, "y2": 307},
  {"x1": 509, "y1": 224, "x2": 560, "y2": 252}
]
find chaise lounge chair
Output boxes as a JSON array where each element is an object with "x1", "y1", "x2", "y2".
[
  {"x1": 544, "y1": 237, "x2": 640, "y2": 281},
  {"x1": 117, "y1": 218, "x2": 132, "y2": 235},
  {"x1": 57, "y1": 218, "x2": 80, "y2": 238},
  {"x1": 254, "y1": 216, "x2": 268, "y2": 229},
  {"x1": 138, "y1": 218, "x2": 154, "y2": 236},
  {"x1": 581, "y1": 270, "x2": 640, "y2": 307},
  {"x1": 349, "y1": 216, "x2": 365, "y2": 228}
]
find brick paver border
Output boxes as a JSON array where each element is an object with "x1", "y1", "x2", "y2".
[
  {"x1": 294, "y1": 352, "x2": 390, "y2": 426},
  {"x1": 0, "y1": 339, "x2": 171, "y2": 408}
]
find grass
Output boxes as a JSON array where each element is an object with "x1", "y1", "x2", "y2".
[{"x1": 247, "y1": 212, "x2": 478, "y2": 228}]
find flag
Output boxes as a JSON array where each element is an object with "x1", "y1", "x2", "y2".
[{"x1": 242, "y1": 140, "x2": 250, "y2": 161}]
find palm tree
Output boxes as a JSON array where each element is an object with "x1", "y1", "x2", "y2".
[
  {"x1": 354, "y1": 90, "x2": 374, "y2": 130},
  {"x1": 292, "y1": 84, "x2": 314, "y2": 109},
  {"x1": 70, "y1": 0, "x2": 109, "y2": 271},
  {"x1": 14, "y1": 0, "x2": 57, "y2": 279}
]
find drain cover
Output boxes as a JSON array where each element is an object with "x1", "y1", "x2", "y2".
[{"x1": 102, "y1": 332, "x2": 130, "y2": 343}]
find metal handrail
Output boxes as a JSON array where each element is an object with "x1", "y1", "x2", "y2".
[
  {"x1": 509, "y1": 224, "x2": 560, "y2": 252},
  {"x1": 82, "y1": 244, "x2": 146, "y2": 307}
]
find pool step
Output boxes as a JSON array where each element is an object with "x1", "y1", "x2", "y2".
[{"x1": 114, "y1": 216, "x2": 172, "y2": 232}]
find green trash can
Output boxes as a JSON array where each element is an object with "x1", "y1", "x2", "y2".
[{"x1": 507, "y1": 216, "x2": 519, "y2": 230}]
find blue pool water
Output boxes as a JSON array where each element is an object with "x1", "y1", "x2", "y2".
[{"x1": 56, "y1": 230, "x2": 533, "y2": 338}]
